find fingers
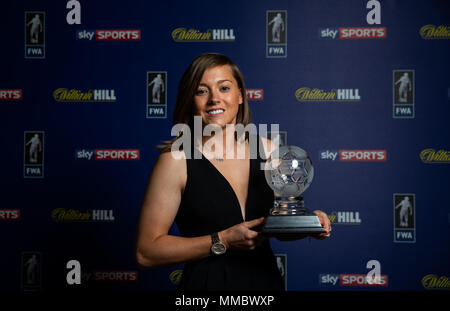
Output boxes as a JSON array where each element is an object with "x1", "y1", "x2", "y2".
[
  {"x1": 233, "y1": 217, "x2": 264, "y2": 250},
  {"x1": 243, "y1": 220, "x2": 262, "y2": 249},
  {"x1": 245, "y1": 238, "x2": 257, "y2": 250},
  {"x1": 244, "y1": 217, "x2": 265, "y2": 229},
  {"x1": 222, "y1": 218, "x2": 266, "y2": 251},
  {"x1": 233, "y1": 232, "x2": 258, "y2": 250},
  {"x1": 314, "y1": 210, "x2": 332, "y2": 237}
]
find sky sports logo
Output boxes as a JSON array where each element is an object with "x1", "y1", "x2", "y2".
[
  {"x1": 76, "y1": 29, "x2": 141, "y2": 41},
  {"x1": 320, "y1": 150, "x2": 387, "y2": 162},
  {"x1": 320, "y1": 27, "x2": 386, "y2": 39},
  {"x1": 0, "y1": 209, "x2": 20, "y2": 220},
  {"x1": 0, "y1": 89, "x2": 22, "y2": 101},
  {"x1": 246, "y1": 89, "x2": 263, "y2": 101},
  {"x1": 75, "y1": 149, "x2": 140, "y2": 161},
  {"x1": 320, "y1": 274, "x2": 388, "y2": 287},
  {"x1": 85, "y1": 271, "x2": 138, "y2": 282}
]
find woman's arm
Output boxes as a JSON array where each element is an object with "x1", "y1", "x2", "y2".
[
  {"x1": 135, "y1": 151, "x2": 212, "y2": 267},
  {"x1": 135, "y1": 150, "x2": 264, "y2": 268}
]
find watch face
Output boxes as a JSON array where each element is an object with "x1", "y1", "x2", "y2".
[{"x1": 211, "y1": 243, "x2": 226, "y2": 255}]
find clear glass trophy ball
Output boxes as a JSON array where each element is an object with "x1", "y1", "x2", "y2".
[
  {"x1": 264, "y1": 145, "x2": 314, "y2": 199},
  {"x1": 262, "y1": 145, "x2": 326, "y2": 232}
]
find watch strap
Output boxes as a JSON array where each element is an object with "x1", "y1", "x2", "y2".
[{"x1": 211, "y1": 232, "x2": 220, "y2": 244}]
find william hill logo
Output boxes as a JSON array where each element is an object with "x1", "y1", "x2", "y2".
[
  {"x1": 51, "y1": 208, "x2": 115, "y2": 222},
  {"x1": 422, "y1": 274, "x2": 450, "y2": 290},
  {"x1": 172, "y1": 28, "x2": 235, "y2": 42},
  {"x1": 420, "y1": 25, "x2": 450, "y2": 39},
  {"x1": 169, "y1": 270, "x2": 183, "y2": 285},
  {"x1": 420, "y1": 149, "x2": 450, "y2": 163},
  {"x1": 295, "y1": 87, "x2": 360, "y2": 102},
  {"x1": 329, "y1": 211, "x2": 361, "y2": 225},
  {"x1": 53, "y1": 88, "x2": 116, "y2": 102}
]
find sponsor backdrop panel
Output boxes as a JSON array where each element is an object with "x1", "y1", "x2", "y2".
[{"x1": 1, "y1": 0, "x2": 449, "y2": 292}]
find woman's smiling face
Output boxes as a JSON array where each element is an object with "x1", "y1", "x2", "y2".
[{"x1": 193, "y1": 65, "x2": 243, "y2": 128}]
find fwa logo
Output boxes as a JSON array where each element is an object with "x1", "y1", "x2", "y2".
[
  {"x1": 21, "y1": 252, "x2": 42, "y2": 291},
  {"x1": 393, "y1": 70, "x2": 414, "y2": 118},
  {"x1": 393, "y1": 193, "x2": 416, "y2": 243},
  {"x1": 266, "y1": 10, "x2": 287, "y2": 57},
  {"x1": 24, "y1": 131, "x2": 44, "y2": 178},
  {"x1": 147, "y1": 71, "x2": 167, "y2": 118},
  {"x1": 25, "y1": 12, "x2": 45, "y2": 58}
]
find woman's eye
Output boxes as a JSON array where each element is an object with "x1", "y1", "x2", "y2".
[
  {"x1": 220, "y1": 86, "x2": 230, "y2": 92},
  {"x1": 196, "y1": 89, "x2": 207, "y2": 95}
]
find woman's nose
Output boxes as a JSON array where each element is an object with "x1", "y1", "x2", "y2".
[{"x1": 208, "y1": 88, "x2": 220, "y2": 104}]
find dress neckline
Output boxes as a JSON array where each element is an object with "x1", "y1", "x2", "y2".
[{"x1": 198, "y1": 151, "x2": 253, "y2": 222}]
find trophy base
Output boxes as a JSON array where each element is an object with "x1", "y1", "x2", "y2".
[{"x1": 262, "y1": 214, "x2": 327, "y2": 236}]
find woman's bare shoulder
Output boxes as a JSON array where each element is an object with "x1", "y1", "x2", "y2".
[
  {"x1": 151, "y1": 150, "x2": 187, "y2": 187},
  {"x1": 157, "y1": 149, "x2": 186, "y2": 164}
]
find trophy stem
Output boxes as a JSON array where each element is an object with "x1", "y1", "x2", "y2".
[{"x1": 271, "y1": 196, "x2": 313, "y2": 215}]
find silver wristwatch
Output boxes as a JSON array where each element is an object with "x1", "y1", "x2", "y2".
[{"x1": 210, "y1": 232, "x2": 226, "y2": 255}]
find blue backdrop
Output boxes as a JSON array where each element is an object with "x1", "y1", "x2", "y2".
[{"x1": 1, "y1": 0, "x2": 449, "y2": 292}]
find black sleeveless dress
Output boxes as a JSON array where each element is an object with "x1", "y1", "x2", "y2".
[{"x1": 175, "y1": 136, "x2": 284, "y2": 291}]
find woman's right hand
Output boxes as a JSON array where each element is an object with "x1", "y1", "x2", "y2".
[{"x1": 219, "y1": 217, "x2": 266, "y2": 251}]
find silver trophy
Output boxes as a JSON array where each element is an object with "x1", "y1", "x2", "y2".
[{"x1": 262, "y1": 145, "x2": 326, "y2": 236}]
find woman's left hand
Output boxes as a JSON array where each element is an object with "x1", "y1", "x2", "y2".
[{"x1": 312, "y1": 210, "x2": 331, "y2": 239}]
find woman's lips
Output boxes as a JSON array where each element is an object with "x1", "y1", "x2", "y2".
[{"x1": 206, "y1": 108, "x2": 225, "y2": 116}]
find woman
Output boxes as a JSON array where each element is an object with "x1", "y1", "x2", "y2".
[{"x1": 135, "y1": 53, "x2": 331, "y2": 290}]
